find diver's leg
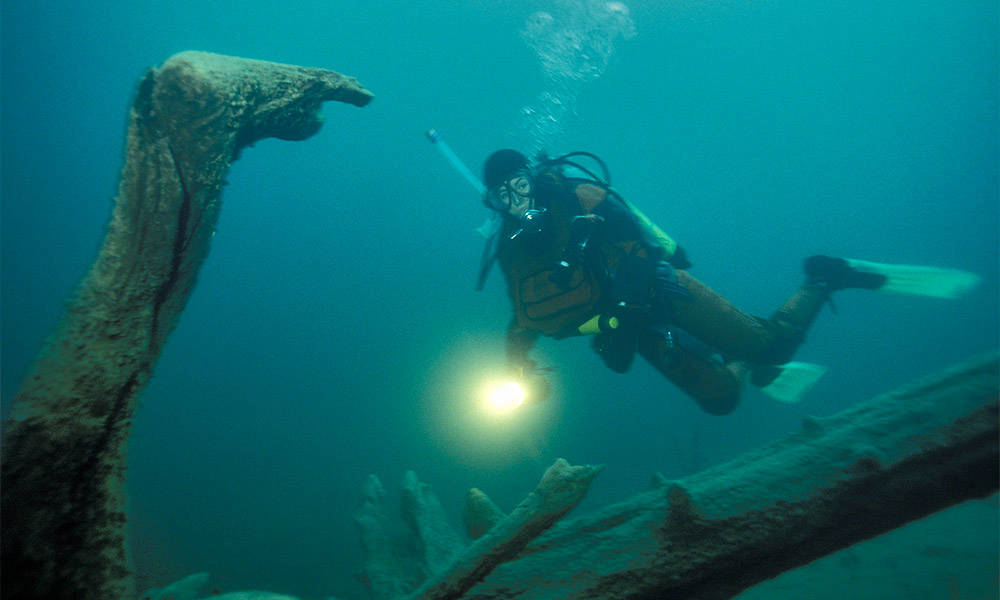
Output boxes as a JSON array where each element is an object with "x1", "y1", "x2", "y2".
[
  {"x1": 666, "y1": 270, "x2": 829, "y2": 365},
  {"x1": 622, "y1": 257, "x2": 827, "y2": 413},
  {"x1": 646, "y1": 257, "x2": 905, "y2": 405},
  {"x1": 637, "y1": 330, "x2": 749, "y2": 416}
]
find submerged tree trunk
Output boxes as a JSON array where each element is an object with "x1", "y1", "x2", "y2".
[
  {"x1": 357, "y1": 353, "x2": 998, "y2": 600},
  {"x1": 0, "y1": 51, "x2": 372, "y2": 600},
  {"x1": 1, "y1": 49, "x2": 995, "y2": 600}
]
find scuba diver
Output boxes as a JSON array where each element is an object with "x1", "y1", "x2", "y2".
[{"x1": 474, "y1": 148, "x2": 980, "y2": 415}]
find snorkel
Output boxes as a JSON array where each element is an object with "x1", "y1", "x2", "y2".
[
  {"x1": 425, "y1": 129, "x2": 504, "y2": 242},
  {"x1": 425, "y1": 129, "x2": 485, "y2": 195}
]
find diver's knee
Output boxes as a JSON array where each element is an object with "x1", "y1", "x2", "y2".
[{"x1": 692, "y1": 388, "x2": 741, "y2": 416}]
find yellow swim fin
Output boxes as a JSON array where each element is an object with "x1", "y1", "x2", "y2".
[
  {"x1": 845, "y1": 259, "x2": 981, "y2": 299},
  {"x1": 759, "y1": 362, "x2": 828, "y2": 404}
]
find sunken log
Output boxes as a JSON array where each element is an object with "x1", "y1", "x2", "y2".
[
  {"x1": 449, "y1": 353, "x2": 998, "y2": 599},
  {"x1": 1, "y1": 51, "x2": 372, "y2": 600},
  {"x1": 358, "y1": 353, "x2": 997, "y2": 600}
]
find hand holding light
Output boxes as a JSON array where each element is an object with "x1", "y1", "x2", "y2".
[{"x1": 483, "y1": 361, "x2": 551, "y2": 416}]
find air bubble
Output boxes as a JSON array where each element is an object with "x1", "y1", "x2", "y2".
[{"x1": 517, "y1": 0, "x2": 637, "y2": 155}]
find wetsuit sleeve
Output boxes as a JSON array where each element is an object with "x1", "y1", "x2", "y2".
[{"x1": 505, "y1": 317, "x2": 540, "y2": 374}]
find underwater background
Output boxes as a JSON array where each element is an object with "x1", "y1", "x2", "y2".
[{"x1": 2, "y1": 1, "x2": 997, "y2": 598}]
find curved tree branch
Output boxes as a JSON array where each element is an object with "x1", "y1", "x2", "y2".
[
  {"x1": 1, "y1": 51, "x2": 372, "y2": 600},
  {"x1": 356, "y1": 354, "x2": 997, "y2": 600}
]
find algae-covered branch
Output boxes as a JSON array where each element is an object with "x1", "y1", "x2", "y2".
[{"x1": 0, "y1": 51, "x2": 372, "y2": 600}]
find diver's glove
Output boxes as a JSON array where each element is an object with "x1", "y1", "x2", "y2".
[
  {"x1": 506, "y1": 354, "x2": 535, "y2": 378},
  {"x1": 507, "y1": 358, "x2": 552, "y2": 403},
  {"x1": 524, "y1": 368, "x2": 552, "y2": 403},
  {"x1": 668, "y1": 244, "x2": 692, "y2": 270}
]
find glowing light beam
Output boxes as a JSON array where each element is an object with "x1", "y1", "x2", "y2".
[{"x1": 485, "y1": 381, "x2": 526, "y2": 415}]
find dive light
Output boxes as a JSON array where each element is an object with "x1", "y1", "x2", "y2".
[{"x1": 485, "y1": 380, "x2": 527, "y2": 415}]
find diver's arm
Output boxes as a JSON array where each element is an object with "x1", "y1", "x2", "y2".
[
  {"x1": 505, "y1": 318, "x2": 540, "y2": 375},
  {"x1": 505, "y1": 318, "x2": 551, "y2": 401}
]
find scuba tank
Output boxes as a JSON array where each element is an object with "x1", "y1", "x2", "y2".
[{"x1": 533, "y1": 151, "x2": 683, "y2": 261}]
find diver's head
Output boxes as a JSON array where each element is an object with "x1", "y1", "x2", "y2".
[{"x1": 483, "y1": 149, "x2": 534, "y2": 219}]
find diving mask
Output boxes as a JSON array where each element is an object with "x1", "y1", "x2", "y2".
[{"x1": 486, "y1": 173, "x2": 533, "y2": 214}]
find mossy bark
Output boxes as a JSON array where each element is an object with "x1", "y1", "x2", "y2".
[
  {"x1": 457, "y1": 354, "x2": 999, "y2": 599},
  {"x1": 1, "y1": 51, "x2": 371, "y2": 600},
  {"x1": 355, "y1": 355, "x2": 997, "y2": 600}
]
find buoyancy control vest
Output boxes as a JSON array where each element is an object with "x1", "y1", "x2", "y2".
[
  {"x1": 498, "y1": 169, "x2": 675, "y2": 337},
  {"x1": 497, "y1": 172, "x2": 604, "y2": 337},
  {"x1": 480, "y1": 152, "x2": 687, "y2": 337}
]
